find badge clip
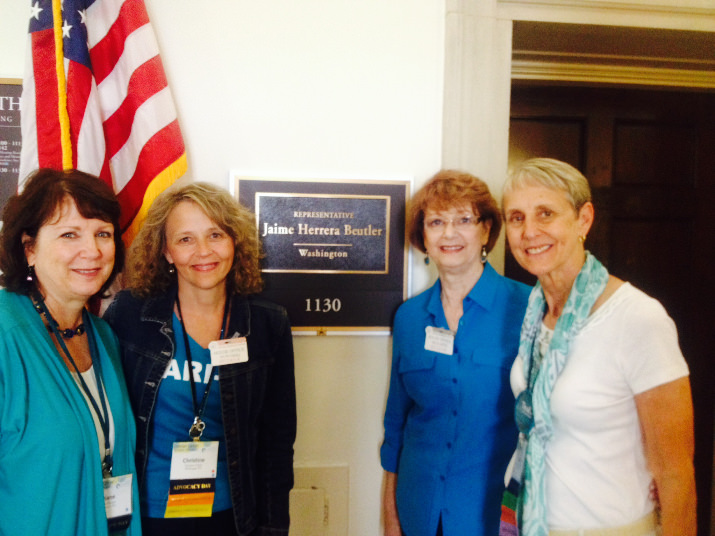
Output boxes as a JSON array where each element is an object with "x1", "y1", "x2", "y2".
[
  {"x1": 189, "y1": 417, "x2": 205, "y2": 441},
  {"x1": 102, "y1": 454, "x2": 114, "y2": 478}
]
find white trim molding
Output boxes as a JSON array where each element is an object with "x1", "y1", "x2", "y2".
[
  {"x1": 498, "y1": 0, "x2": 715, "y2": 31},
  {"x1": 499, "y1": 0, "x2": 715, "y2": 17},
  {"x1": 512, "y1": 51, "x2": 715, "y2": 89}
]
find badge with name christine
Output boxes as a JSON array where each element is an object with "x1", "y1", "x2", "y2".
[
  {"x1": 209, "y1": 338, "x2": 249, "y2": 366},
  {"x1": 424, "y1": 326, "x2": 454, "y2": 355},
  {"x1": 165, "y1": 441, "x2": 219, "y2": 518}
]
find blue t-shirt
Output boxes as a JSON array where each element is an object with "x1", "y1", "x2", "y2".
[{"x1": 143, "y1": 314, "x2": 232, "y2": 516}]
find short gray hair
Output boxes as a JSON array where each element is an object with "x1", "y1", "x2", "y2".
[{"x1": 504, "y1": 158, "x2": 592, "y2": 212}]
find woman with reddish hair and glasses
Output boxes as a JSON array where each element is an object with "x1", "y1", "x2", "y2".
[{"x1": 381, "y1": 170, "x2": 530, "y2": 536}]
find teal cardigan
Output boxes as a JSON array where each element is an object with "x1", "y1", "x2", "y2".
[{"x1": 0, "y1": 290, "x2": 141, "y2": 535}]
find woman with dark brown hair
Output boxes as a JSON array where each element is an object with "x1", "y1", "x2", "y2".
[
  {"x1": 380, "y1": 170, "x2": 531, "y2": 536},
  {"x1": 0, "y1": 168, "x2": 140, "y2": 535}
]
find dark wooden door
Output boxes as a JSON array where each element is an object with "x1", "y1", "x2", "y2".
[{"x1": 507, "y1": 85, "x2": 715, "y2": 535}]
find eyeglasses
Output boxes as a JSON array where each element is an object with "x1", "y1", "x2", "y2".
[{"x1": 424, "y1": 214, "x2": 482, "y2": 231}]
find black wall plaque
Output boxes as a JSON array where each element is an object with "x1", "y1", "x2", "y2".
[{"x1": 235, "y1": 177, "x2": 409, "y2": 332}]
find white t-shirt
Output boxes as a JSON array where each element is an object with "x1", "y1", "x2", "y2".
[{"x1": 510, "y1": 283, "x2": 689, "y2": 530}]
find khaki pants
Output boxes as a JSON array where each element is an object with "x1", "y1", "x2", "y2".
[{"x1": 549, "y1": 511, "x2": 659, "y2": 536}]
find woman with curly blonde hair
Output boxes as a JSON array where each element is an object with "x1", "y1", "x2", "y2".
[
  {"x1": 104, "y1": 182, "x2": 296, "y2": 536},
  {"x1": 124, "y1": 182, "x2": 263, "y2": 298}
]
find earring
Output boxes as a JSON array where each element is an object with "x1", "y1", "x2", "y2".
[
  {"x1": 578, "y1": 235, "x2": 586, "y2": 244},
  {"x1": 168, "y1": 264, "x2": 176, "y2": 274},
  {"x1": 424, "y1": 256, "x2": 430, "y2": 265},
  {"x1": 480, "y1": 246, "x2": 488, "y2": 264},
  {"x1": 26, "y1": 265, "x2": 35, "y2": 282}
]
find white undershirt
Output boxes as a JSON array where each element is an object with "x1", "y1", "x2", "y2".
[{"x1": 72, "y1": 366, "x2": 116, "y2": 466}]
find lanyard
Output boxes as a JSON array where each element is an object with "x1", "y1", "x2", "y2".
[
  {"x1": 515, "y1": 315, "x2": 549, "y2": 437},
  {"x1": 175, "y1": 295, "x2": 231, "y2": 441},
  {"x1": 526, "y1": 341, "x2": 539, "y2": 391},
  {"x1": 34, "y1": 294, "x2": 113, "y2": 477},
  {"x1": 527, "y1": 320, "x2": 553, "y2": 390}
]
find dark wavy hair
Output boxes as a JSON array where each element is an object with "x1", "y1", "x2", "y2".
[
  {"x1": 407, "y1": 169, "x2": 502, "y2": 254},
  {"x1": 0, "y1": 168, "x2": 125, "y2": 297},
  {"x1": 124, "y1": 182, "x2": 264, "y2": 298}
]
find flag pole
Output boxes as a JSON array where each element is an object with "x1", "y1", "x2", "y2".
[{"x1": 51, "y1": 0, "x2": 73, "y2": 170}]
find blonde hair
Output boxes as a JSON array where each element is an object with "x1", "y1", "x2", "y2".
[{"x1": 125, "y1": 182, "x2": 263, "y2": 297}]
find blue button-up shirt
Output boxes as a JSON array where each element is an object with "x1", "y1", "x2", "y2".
[{"x1": 381, "y1": 263, "x2": 530, "y2": 536}]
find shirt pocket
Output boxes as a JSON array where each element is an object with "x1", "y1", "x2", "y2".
[
  {"x1": 398, "y1": 351, "x2": 436, "y2": 374},
  {"x1": 398, "y1": 351, "x2": 454, "y2": 405},
  {"x1": 467, "y1": 346, "x2": 516, "y2": 417}
]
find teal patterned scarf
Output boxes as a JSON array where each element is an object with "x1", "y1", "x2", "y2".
[{"x1": 518, "y1": 252, "x2": 609, "y2": 536}]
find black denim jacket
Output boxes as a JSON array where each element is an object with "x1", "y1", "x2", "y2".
[{"x1": 104, "y1": 287, "x2": 296, "y2": 536}]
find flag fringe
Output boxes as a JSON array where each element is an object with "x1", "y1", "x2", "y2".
[{"x1": 122, "y1": 152, "x2": 187, "y2": 246}]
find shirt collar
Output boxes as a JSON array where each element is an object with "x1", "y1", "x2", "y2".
[
  {"x1": 426, "y1": 261, "x2": 500, "y2": 320},
  {"x1": 466, "y1": 261, "x2": 499, "y2": 311}
]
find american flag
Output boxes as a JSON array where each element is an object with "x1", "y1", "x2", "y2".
[{"x1": 19, "y1": 0, "x2": 186, "y2": 243}]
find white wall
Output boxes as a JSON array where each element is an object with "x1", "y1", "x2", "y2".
[{"x1": 0, "y1": 2, "x2": 444, "y2": 534}]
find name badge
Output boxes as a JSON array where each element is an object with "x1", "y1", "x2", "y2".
[
  {"x1": 209, "y1": 337, "x2": 248, "y2": 366},
  {"x1": 424, "y1": 326, "x2": 454, "y2": 355},
  {"x1": 165, "y1": 441, "x2": 219, "y2": 518},
  {"x1": 104, "y1": 473, "x2": 133, "y2": 531}
]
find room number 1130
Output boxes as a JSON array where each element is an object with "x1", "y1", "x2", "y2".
[{"x1": 305, "y1": 298, "x2": 342, "y2": 312}]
